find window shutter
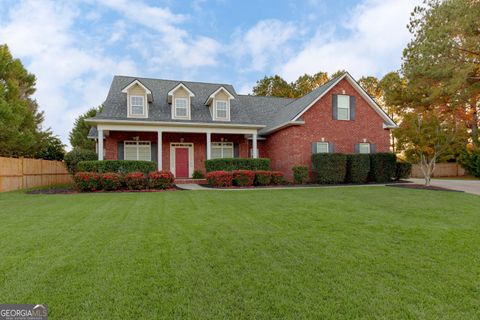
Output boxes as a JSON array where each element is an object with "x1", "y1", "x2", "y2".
[
  {"x1": 117, "y1": 142, "x2": 124, "y2": 160},
  {"x1": 350, "y1": 96, "x2": 356, "y2": 120},
  {"x1": 234, "y1": 143, "x2": 239, "y2": 158},
  {"x1": 354, "y1": 143, "x2": 360, "y2": 153},
  {"x1": 332, "y1": 94, "x2": 338, "y2": 120},
  {"x1": 311, "y1": 142, "x2": 317, "y2": 154},
  {"x1": 328, "y1": 143, "x2": 335, "y2": 153},
  {"x1": 370, "y1": 144, "x2": 376, "y2": 153},
  {"x1": 151, "y1": 143, "x2": 158, "y2": 163}
]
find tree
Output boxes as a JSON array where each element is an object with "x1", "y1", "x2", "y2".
[
  {"x1": 252, "y1": 75, "x2": 296, "y2": 98},
  {"x1": 69, "y1": 106, "x2": 101, "y2": 150},
  {"x1": 36, "y1": 132, "x2": 65, "y2": 160},
  {"x1": 0, "y1": 44, "x2": 45, "y2": 157},
  {"x1": 293, "y1": 72, "x2": 329, "y2": 97},
  {"x1": 403, "y1": 0, "x2": 480, "y2": 148}
]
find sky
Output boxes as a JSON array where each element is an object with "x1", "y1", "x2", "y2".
[{"x1": 0, "y1": 0, "x2": 419, "y2": 148}]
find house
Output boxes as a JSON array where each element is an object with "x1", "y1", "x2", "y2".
[{"x1": 86, "y1": 72, "x2": 397, "y2": 180}]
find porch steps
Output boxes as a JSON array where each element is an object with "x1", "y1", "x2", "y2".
[{"x1": 175, "y1": 179, "x2": 207, "y2": 185}]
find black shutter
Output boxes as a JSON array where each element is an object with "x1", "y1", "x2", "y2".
[
  {"x1": 328, "y1": 143, "x2": 335, "y2": 153},
  {"x1": 350, "y1": 96, "x2": 356, "y2": 120},
  {"x1": 311, "y1": 142, "x2": 317, "y2": 154},
  {"x1": 332, "y1": 94, "x2": 338, "y2": 120},
  {"x1": 370, "y1": 144, "x2": 376, "y2": 154},
  {"x1": 354, "y1": 143, "x2": 360, "y2": 154},
  {"x1": 234, "y1": 143, "x2": 239, "y2": 158},
  {"x1": 151, "y1": 143, "x2": 158, "y2": 163},
  {"x1": 117, "y1": 142, "x2": 124, "y2": 160}
]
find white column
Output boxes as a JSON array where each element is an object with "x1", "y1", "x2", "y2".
[
  {"x1": 206, "y1": 132, "x2": 211, "y2": 160},
  {"x1": 98, "y1": 128, "x2": 104, "y2": 160},
  {"x1": 252, "y1": 133, "x2": 258, "y2": 158},
  {"x1": 157, "y1": 130, "x2": 162, "y2": 171}
]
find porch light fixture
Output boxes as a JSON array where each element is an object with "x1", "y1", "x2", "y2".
[{"x1": 180, "y1": 138, "x2": 184, "y2": 143}]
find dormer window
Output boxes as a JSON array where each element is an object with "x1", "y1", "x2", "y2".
[
  {"x1": 168, "y1": 83, "x2": 194, "y2": 120},
  {"x1": 130, "y1": 96, "x2": 145, "y2": 116},
  {"x1": 206, "y1": 86, "x2": 234, "y2": 122},
  {"x1": 174, "y1": 98, "x2": 189, "y2": 118},
  {"x1": 215, "y1": 100, "x2": 229, "y2": 120}
]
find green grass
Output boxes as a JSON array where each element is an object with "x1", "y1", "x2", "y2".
[{"x1": 0, "y1": 187, "x2": 479, "y2": 319}]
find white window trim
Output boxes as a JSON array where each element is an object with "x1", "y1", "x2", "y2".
[
  {"x1": 337, "y1": 94, "x2": 350, "y2": 121},
  {"x1": 211, "y1": 142, "x2": 234, "y2": 159},
  {"x1": 316, "y1": 142, "x2": 329, "y2": 153},
  {"x1": 173, "y1": 97, "x2": 191, "y2": 120},
  {"x1": 127, "y1": 93, "x2": 148, "y2": 118},
  {"x1": 170, "y1": 143, "x2": 194, "y2": 178},
  {"x1": 130, "y1": 95, "x2": 145, "y2": 116},
  {"x1": 124, "y1": 140, "x2": 151, "y2": 161},
  {"x1": 359, "y1": 143, "x2": 371, "y2": 154},
  {"x1": 213, "y1": 99, "x2": 230, "y2": 121}
]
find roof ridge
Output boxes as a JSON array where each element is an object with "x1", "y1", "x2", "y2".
[
  {"x1": 114, "y1": 75, "x2": 233, "y2": 87},
  {"x1": 237, "y1": 94, "x2": 296, "y2": 100}
]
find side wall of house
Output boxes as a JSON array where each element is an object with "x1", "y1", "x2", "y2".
[{"x1": 264, "y1": 78, "x2": 391, "y2": 181}]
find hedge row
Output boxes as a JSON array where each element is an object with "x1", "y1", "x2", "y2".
[
  {"x1": 77, "y1": 160, "x2": 157, "y2": 174},
  {"x1": 205, "y1": 158, "x2": 270, "y2": 172},
  {"x1": 64, "y1": 149, "x2": 98, "y2": 173},
  {"x1": 73, "y1": 171, "x2": 175, "y2": 192},
  {"x1": 311, "y1": 153, "x2": 408, "y2": 184},
  {"x1": 206, "y1": 170, "x2": 285, "y2": 187}
]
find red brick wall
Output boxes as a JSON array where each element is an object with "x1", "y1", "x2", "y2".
[{"x1": 263, "y1": 78, "x2": 391, "y2": 181}]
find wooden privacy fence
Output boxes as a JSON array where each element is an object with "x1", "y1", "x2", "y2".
[
  {"x1": 0, "y1": 157, "x2": 72, "y2": 192},
  {"x1": 411, "y1": 163, "x2": 466, "y2": 178}
]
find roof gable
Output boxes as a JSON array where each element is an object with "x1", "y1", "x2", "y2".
[{"x1": 121, "y1": 79, "x2": 151, "y2": 94}]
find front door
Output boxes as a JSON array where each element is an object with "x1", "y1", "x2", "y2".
[{"x1": 175, "y1": 147, "x2": 189, "y2": 178}]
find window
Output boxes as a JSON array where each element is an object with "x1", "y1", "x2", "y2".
[
  {"x1": 215, "y1": 100, "x2": 229, "y2": 120},
  {"x1": 130, "y1": 96, "x2": 145, "y2": 116},
  {"x1": 124, "y1": 141, "x2": 151, "y2": 161},
  {"x1": 315, "y1": 142, "x2": 329, "y2": 153},
  {"x1": 337, "y1": 95, "x2": 350, "y2": 120},
  {"x1": 174, "y1": 98, "x2": 188, "y2": 118},
  {"x1": 211, "y1": 142, "x2": 234, "y2": 159},
  {"x1": 358, "y1": 143, "x2": 370, "y2": 154}
]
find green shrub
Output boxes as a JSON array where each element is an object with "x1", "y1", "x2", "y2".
[
  {"x1": 369, "y1": 153, "x2": 396, "y2": 182},
  {"x1": 148, "y1": 171, "x2": 175, "y2": 189},
  {"x1": 271, "y1": 171, "x2": 285, "y2": 185},
  {"x1": 73, "y1": 172, "x2": 102, "y2": 191},
  {"x1": 312, "y1": 153, "x2": 347, "y2": 184},
  {"x1": 346, "y1": 154, "x2": 370, "y2": 183},
  {"x1": 254, "y1": 170, "x2": 272, "y2": 186},
  {"x1": 395, "y1": 162, "x2": 412, "y2": 180},
  {"x1": 64, "y1": 149, "x2": 97, "y2": 173},
  {"x1": 102, "y1": 172, "x2": 123, "y2": 191},
  {"x1": 232, "y1": 170, "x2": 255, "y2": 187},
  {"x1": 124, "y1": 172, "x2": 148, "y2": 190},
  {"x1": 292, "y1": 166, "x2": 309, "y2": 184},
  {"x1": 459, "y1": 150, "x2": 480, "y2": 177},
  {"x1": 205, "y1": 158, "x2": 270, "y2": 172},
  {"x1": 77, "y1": 160, "x2": 156, "y2": 174},
  {"x1": 192, "y1": 170, "x2": 205, "y2": 179}
]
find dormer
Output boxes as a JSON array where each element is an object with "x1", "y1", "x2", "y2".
[
  {"x1": 121, "y1": 79, "x2": 152, "y2": 118},
  {"x1": 168, "y1": 83, "x2": 195, "y2": 120},
  {"x1": 205, "y1": 87, "x2": 234, "y2": 121}
]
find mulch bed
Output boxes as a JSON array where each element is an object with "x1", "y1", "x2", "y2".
[{"x1": 386, "y1": 184, "x2": 463, "y2": 192}]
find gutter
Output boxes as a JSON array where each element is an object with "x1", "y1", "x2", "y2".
[{"x1": 260, "y1": 120, "x2": 305, "y2": 135}]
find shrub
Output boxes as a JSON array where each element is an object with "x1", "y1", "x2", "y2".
[
  {"x1": 206, "y1": 171, "x2": 233, "y2": 187},
  {"x1": 73, "y1": 172, "x2": 102, "y2": 191},
  {"x1": 459, "y1": 150, "x2": 480, "y2": 177},
  {"x1": 346, "y1": 154, "x2": 370, "y2": 183},
  {"x1": 395, "y1": 161, "x2": 412, "y2": 180},
  {"x1": 369, "y1": 153, "x2": 396, "y2": 182},
  {"x1": 77, "y1": 160, "x2": 156, "y2": 174},
  {"x1": 292, "y1": 166, "x2": 309, "y2": 184},
  {"x1": 124, "y1": 172, "x2": 148, "y2": 190},
  {"x1": 271, "y1": 171, "x2": 285, "y2": 185},
  {"x1": 254, "y1": 170, "x2": 272, "y2": 186},
  {"x1": 205, "y1": 158, "x2": 270, "y2": 172},
  {"x1": 232, "y1": 170, "x2": 255, "y2": 187},
  {"x1": 148, "y1": 171, "x2": 175, "y2": 189},
  {"x1": 311, "y1": 153, "x2": 347, "y2": 184},
  {"x1": 64, "y1": 149, "x2": 97, "y2": 174},
  {"x1": 102, "y1": 172, "x2": 123, "y2": 191},
  {"x1": 192, "y1": 170, "x2": 205, "y2": 179}
]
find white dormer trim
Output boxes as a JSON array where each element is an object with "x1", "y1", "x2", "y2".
[
  {"x1": 121, "y1": 79, "x2": 151, "y2": 94},
  {"x1": 168, "y1": 83, "x2": 194, "y2": 120},
  {"x1": 168, "y1": 83, "x2": 195, "y2": 98},
  {"x1": 205, "y1": 86, "x2": 234, "y2": 106}
]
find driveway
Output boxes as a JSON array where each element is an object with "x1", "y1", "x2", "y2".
[{"x1": 409, "y1": 178, "x2": 480, "y2": 195}]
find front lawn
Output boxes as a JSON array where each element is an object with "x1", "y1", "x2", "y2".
[{"x1": 0, "y1": 187, "x2": 479, "y2": 319}]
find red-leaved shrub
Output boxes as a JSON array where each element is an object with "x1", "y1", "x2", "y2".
[
  {"x1": 148, "y1": 171, "x2": 175, "y2": 189},
  {"x1": 206, "y1": 171, "x2": 233, "y2": 187},
  {"x1": 254, "y1": 170, "x2": 272, "y2": 186},
  {"x1": 124, "y1": 172, "x2": 148, "y2": 190},
  {"x1": 271, "y1": 171, "x2": 285, "y2": 185},
  {"x1": 232, "y1": 170, "x2": 255, "y2": 186},
  {"x1": 102, "y1": 172, "x2": 123, "y2": 191},
  {"x1": 74, "y1": 172, "x2": 102, "y2": 191}
]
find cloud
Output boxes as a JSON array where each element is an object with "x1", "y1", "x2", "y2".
[{"x1": 279, "y1": 0, "x2": 419, "y2": 81}]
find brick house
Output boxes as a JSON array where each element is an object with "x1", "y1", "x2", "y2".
[{"x1": 86, "y1": 72, "x2": 397, "y2": 180}]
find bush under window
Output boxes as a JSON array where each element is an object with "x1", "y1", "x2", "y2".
[
  {"x1": 312, "y1": 153, "x2": 347, "y2": 184},
  {"x1": 77, "y1": 160, "x2": 156, "y2": 174},
  {"x1": 205, "y1": 158, "x2": 270, "y2": 172},
  {"x1": 346, "y1": 154, "x2": 370, "y2": 183}
]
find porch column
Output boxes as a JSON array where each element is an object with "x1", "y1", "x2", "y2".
[
  {"x1": 206, "y1": 132, "x2": 211, "y2": 160},
  {"x1": 252, "y1": 133, "x2": 258, "y2": 158},
  {"x1": 98, "y1": 128, "x2": 104, "y2": 160},
  {"x1": 157, "y1": 130, "x2": 162, "y2": 171}
]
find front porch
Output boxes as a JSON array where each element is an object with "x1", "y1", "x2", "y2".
[{"x1": 95, "y1": 123, "x2": 261, "y2": 178}]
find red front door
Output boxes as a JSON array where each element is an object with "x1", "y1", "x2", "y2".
[{"x1": 175, "y1": 148, "x2": 189, "y2": 178}]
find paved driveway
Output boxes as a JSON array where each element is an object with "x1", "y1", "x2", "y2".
[{"x1": 409, "y1": 178, "x2": 480, "y2": 195}]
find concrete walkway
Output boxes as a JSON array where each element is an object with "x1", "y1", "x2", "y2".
[{"x1": 408, "y1": 178, "x2": 480, "y2": 195}]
